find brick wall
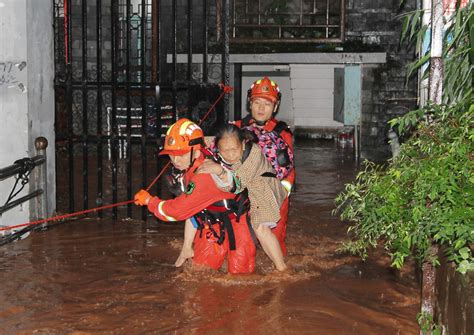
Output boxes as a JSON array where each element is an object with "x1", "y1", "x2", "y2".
[{"x1": 346, "y1": 0, "x2": 418, "y2": 161}]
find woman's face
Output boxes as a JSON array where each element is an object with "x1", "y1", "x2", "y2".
[{"x1": 217, "y1": 135, "x2": 244, "y2": 165}]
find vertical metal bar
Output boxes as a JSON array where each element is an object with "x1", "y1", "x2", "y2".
[
  {"x1": 187, "y1": 0, "x2": 193, "y2": 82},
  {"x1": 222, "y1": 0, "x2": 230, "y2": 120},
  {"x1": 300, "y1": 0, "x2": 303, "y2": 25},
  {"x1": 258, "y1": 0, "x2": 261, "y2": 25},
  {"x1": 151, "y1": 0, "x2": 158, "y2": 84},
  {"x1": 233, "y1": 63, "x2": 242, "y2": 121},
  {"x1": 34, "y1": 137, "x2": 49, "y2": 220},
  {"x1": 126, "y1": 0, "x2": 132, "y2": 217},
  {"x1": 340, "y1": 0, "x2": 345, "y2": 41},
  {"x1": 172, "y1": 0, "x2": 177, "y2": 120},
  {"x1": 111, "y1": 0, "x2": 119, "y2": 219},
  {"x1": 140, "y1": 0, "x2": 148, "y2": 220},
  {"x1": 155, "y1": 0, "x2": 162, "y2": 198},
  {"x1": 232, "y1": 0, "x2": 236, "y2": 38},
  {"x1": 66, "y1": 0, "x2": 74, "y2": 213},
  {"x1": 326, "y1": 0, "x2": 329, "y2": 39},
  {"x1": 202, "y1": 0, "x2": 208, "y2": 83},
  {"x1": 96, "y1": 0, "x2": 104, "y2": 217},
  {"x1": 82, "y1": 0, "x2": 89, "y2": 210},
  {"x1": 64, "y1": 0, "x2": 69, "y2": 64}
]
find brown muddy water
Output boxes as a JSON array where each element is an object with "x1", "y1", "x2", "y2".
[{"x1": 0, "y1": 139, "x2": 420, "y2": 334}]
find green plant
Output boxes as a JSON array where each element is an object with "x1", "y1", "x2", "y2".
[
  {"x1": 334, "y1": 2, "x2": 474, "y2": 274},
  {"x1": 335, "y1": 103, "x2": 474, "y2": 274},
  {"x1": 399, "y1": 1, "x2": 473, "y2": 106},
  {"x1": 417, "y1": 311, "x2": 442, "y2": 335}
]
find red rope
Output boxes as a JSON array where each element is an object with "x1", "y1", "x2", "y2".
[
  {"x1": 1, "y1": 85, "x2": 233, "y2": 232},
  {"x1": 0, "y1": 200, "x2": 134, "y2": 232}
]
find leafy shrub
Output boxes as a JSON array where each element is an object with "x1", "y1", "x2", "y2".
[
  {"x1": 334, "y1": 2, "x2": 473, "y2": 274},
  {"x1": 334, "y1": 103, "x2": 473, "y2": 274}
]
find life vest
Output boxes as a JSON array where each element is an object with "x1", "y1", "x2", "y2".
[
  {"x1": 165, "y1": 149, "x2": 253, "y2": 250},
  {"x1": 241, "y1": 115, "x2": 294, "y2": 179},
  {"x1": 193, "y1": 189, "x2": 253, "y2": 251}
]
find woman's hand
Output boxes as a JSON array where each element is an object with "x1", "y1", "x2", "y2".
[{"x1": 197, "y1": 159, "x2": 224, "y2": 175}]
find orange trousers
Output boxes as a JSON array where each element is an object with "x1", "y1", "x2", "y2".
[{"x1": 193, "y1": 214, "x2": 256, "y2": 274}]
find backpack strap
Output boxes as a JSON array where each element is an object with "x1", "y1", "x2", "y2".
[
  {"x1": 273, "y1": 121, "x2": 291, "y2": 135},
  {"x1": 241, "y1": 114, "x2": 253, "y2": 127},
  {"x1": 241, "y1": 141, "x2": 252, "y2": 163}
]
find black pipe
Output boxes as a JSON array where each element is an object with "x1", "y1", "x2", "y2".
[
  {"x1": 234, "y1": 63, "x2": 242, "y2": 121},
  {"x1": 66, "y1": 0, "x2": 74, "y2": 213},
  {"x1": 172, "y1": 0, "x2": 177, "y2": 120},
  {"x1": 82, "y1": 0, "x2": 89, "y2": 210},
  {"x1": 111, "y1": 0, "x2": 118, "y2": 219},
  {"x1": 203, "y1": 0, "x2": 208, "y2": 83},
  {"x1": 126, "y1": 0, "x2": 132, "y2": 217},
  {"x1": 155, "y1": 0, "x2": 162, "y2": 199},
  {"x1": 140, "y1": 0, "x2": 148, "y2": 220},
  {"x1": 0, "y1": 189, "x2": 43, "y2": 215},
  {"x1": 222, "y1": 0, "x2": 230, "y2": 121},
  {"x1": 0, "y1": 156, "x2": 45, "y2": 181},
  {"x1": 187, "y1": 0, "x2": 193, "y2": 82},
  {"x1": 96, "y1": 0, "x2": 104, "y2": 217}
]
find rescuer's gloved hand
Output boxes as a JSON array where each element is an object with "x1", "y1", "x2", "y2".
[{"x1": 134, "y1": 189, "x2": 152, "y2": 206}]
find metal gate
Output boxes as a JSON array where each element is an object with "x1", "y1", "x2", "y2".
[{"x1": 53, "y1": 0, "x2": 230, "y2": 220}]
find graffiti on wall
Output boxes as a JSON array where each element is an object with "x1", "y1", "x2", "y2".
[{"x1": 0, "y1": 61, "x2": 27, "y2": 93}]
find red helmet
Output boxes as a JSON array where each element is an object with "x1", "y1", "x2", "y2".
[
  {"x1": 248, "y1": 77, "x2": 281, "y2": 103},
  {"x1": 159, "y1": 118, "x2": 204, "y2": 156}
]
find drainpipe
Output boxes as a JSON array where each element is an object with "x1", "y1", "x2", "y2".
[
  {"x1": 387, "y1": 130, "x2": 400, "y2": 158},
  {"x1": 420, "y1": 1, "x2": 443, "y2": 333}
]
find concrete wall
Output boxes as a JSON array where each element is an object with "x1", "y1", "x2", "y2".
[
  {"x1": 0, "y1": 0, "x2": 55, "y2": 228},
  {"x1": 290, "y1": 64, "x2": 344, "y2": 128}
]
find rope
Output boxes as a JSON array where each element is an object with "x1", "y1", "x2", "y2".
[
  {"x1": 4, "y1": 158, "x2": 36, "y2": 206},
  {"x1": 0, "y1": 85, "x2": 233, "y2": 233},
  {"x1": 145, "y1": 84, "x2": 232, "y2": 192}
]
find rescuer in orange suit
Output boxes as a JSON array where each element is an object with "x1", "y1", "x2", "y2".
[
  {"x1": 134, "y1": 118, "x2": 256, "y2": 274},
  {"x1": 235, "y1": 77, "x2": 295, "y2": 255}
]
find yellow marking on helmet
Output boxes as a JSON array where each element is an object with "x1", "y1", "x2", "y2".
[
  {"x1": 178, "y1": 121, "x2": 194, "y2": 135},
  {"x1": 255, "y1": 79, "x2": 261, "y2": 84},
  {"x1": 166, "y1": 123, "x2": 175, "y2": 135},
  {"x1": 158, "y1": 201, "x2": 177, "y2": 221}
]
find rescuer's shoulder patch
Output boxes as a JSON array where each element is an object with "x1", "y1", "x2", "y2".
[{"x1": 184, "y1": 181, "x2": 195, "y2": 195}]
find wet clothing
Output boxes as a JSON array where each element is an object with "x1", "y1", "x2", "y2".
[
  {"x1": 235, "y1": 116, "x2": 295, "y2": 193},
  {"x1": 234, "y1": 116, "x2": 295, "y2": 255},
  {"x1": 228, "y1": 143, "x2": 287, "y2": 229},
  {"x1": 147, "y1": 154, "x2": 256, "y2": 273}
]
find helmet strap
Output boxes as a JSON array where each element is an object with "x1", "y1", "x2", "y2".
[
  {"x1": 272, "y1": 101, "x2": 280, "y2": 116},
  {"x1": 254, "y1": 119, "x2": 267, "y2": 126},
  {"x1": 189, "y1": 147, "x2": 195, "y2": 167}
]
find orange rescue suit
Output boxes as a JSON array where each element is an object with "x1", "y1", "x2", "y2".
[{"x1": 146, "y1": 155, "x2": 256, "y2": 274}]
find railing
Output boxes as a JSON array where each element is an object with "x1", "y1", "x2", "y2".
[
  {"x1": 0, "y1": 137, "x2": 49, "y2": 242},
  {"x1": 230, "y1": 0, "x2": 345, "y2": 43}
]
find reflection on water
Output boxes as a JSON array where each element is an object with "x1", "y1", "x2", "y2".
[{"x1": 0, "y1": 140, "x2": 419, "y2": 334}]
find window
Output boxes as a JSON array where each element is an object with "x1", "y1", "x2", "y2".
[{"x1": 231, "y1": 0, "x2": 345, "y2": 43}]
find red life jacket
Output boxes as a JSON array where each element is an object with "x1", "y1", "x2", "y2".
[{"x1": 240, "y1": 115, "x2": 294, "y2": 180}]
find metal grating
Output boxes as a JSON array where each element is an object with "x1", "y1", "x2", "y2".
[{"x1": 230, "y1": 0, "x2": 345, "y2": 43}]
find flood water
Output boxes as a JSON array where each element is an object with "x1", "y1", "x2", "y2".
[{"x1": 0, "y1": 139, "x2": 420, "y2": 334}]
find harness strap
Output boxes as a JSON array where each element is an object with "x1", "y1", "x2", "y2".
[
  {"x1": 273, "y1": 120, "x2": 291, "y2": 135},
  {"x1": 241, "y1": 141, "x2": 252, "y2": 163},
  {"x1": 261, "y1": 171, "x2": 277, "y2": 178}
]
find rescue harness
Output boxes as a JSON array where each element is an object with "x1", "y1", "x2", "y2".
[{"x1": 241, "y1": 115, "x2": 294, "y2": 179}]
